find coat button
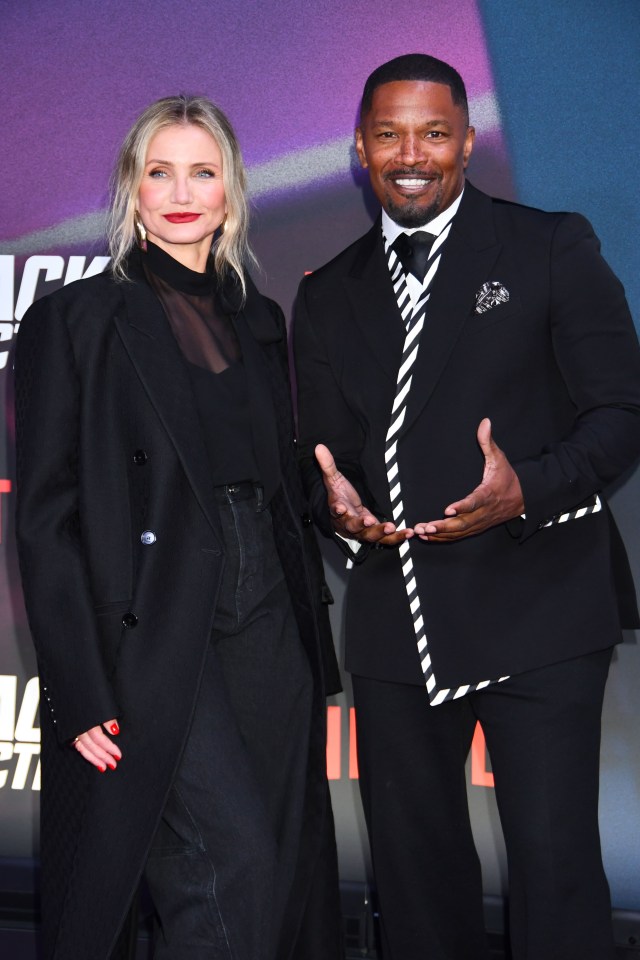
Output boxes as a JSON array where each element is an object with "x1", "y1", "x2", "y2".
[
  {"x1": 301, "y1": 513, "x2": 312, "y2": 528},
  {"x1": 122, "y1": 613, "x2": 138, "y2": 629},
  {"x1": 133, "y1": 450, "x2": 148, "y2": 465},
  {"x1": 141, "y1": 530, "x2": 156, "y2": 545}
]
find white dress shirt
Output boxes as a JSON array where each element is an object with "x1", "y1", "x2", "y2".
[{"x1": 381, "y1": 188, "x2": 463, "y2": 307}]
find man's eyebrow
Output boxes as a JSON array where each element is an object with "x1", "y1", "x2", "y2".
[{"x1": 370, "y1": 118, "x2": 453, "y2": 129}]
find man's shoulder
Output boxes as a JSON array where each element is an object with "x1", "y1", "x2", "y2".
[{"x1": 471, "y1": 183, "x2": 591, "y2": 236}]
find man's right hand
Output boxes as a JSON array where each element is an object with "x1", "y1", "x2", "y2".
[{"x1": 315, "y1": 444, "x2": 413, "y2": 546}]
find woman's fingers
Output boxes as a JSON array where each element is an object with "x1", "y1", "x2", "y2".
[
  {"x1": 73, "y1": 720, "x2": 122, "y2": 772},
  {"x1": 103, "y1": 718, "x2": 120, "y2": 737},
  {"x1": 74, "y1": 738, "x2": 112, "y2": 772}
]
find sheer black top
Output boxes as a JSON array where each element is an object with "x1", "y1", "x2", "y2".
[{"x1": 143, "y1": 242, "x2": 259, "y2": 486}]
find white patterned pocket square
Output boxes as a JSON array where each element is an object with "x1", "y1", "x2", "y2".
[{"x1": 475, "y1": 281, "x2": 510, "y2": 314}]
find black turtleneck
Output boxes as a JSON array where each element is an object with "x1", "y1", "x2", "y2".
[{"x1": 143, "y1": 242, "x2": 260, "y2": 486}]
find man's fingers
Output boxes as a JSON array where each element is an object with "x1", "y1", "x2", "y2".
[
  {"x1": 376, "y1": 528, "x2": 414, "y2": 546},
  {"x1": 414, "y1": 511, "x2": 481, "y2": 538},
  {"x1": 358, "y1": 523, "x2": 413, "y2": 545},
  {"x1": 315, "y1": 443, "x2": 338, "y2": 479},
  {"x1": 330, "y1": 500, "x2": 378, "y2": 525},
  {"x1": 438, "y1": 480, "x2": 486, "y2": 519},
  {"x1": 411, "y1": 422, "x2": 522, "y2": 543},
  {"x1": 337, "y1": 516, "x2": 410, "y2": 542},
  {"x1": 315, "y1": 444, "x2": 405, "y2": 540},
  {"x1": 340, "y1": 512, "x2": 384, "y2": 534},
  {"x1": 443, "y1": 492, "x2": 480, "y2": 516},
  {"x1": 476, "y1": 417, "x2": 506, "y2": 465},
  {"x1": 476, "y1": 417, "x2": 492, "y2": 449},
  {"x1": 414, "y1": 517, "x2": 475, "y2": 540}
]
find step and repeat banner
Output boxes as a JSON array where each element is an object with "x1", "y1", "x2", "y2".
[{"x1": 1, "y1": 0, "x2": 639, "y2": 914}]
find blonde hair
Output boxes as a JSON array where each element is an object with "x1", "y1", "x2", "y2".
[{"x1": 107, "y1": 95, "x2": 255, "y2": 296}]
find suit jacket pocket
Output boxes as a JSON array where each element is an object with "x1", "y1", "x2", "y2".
[{"x1": 466, "y1": 295, "x2": 522, "y2": 336}]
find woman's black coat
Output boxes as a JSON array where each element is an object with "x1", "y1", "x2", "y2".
[{"x1": 14, "y1": 251, "x2": 340, "y2": 960}]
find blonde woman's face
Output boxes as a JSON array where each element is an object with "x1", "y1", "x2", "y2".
[{"x1": 137, "y1": 123, "x2": 226, "y2": 271}]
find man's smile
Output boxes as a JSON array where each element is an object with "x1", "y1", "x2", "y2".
[
  {"x1": 393, "y1": 177, "x2": 434, "y2": 190},
  {"x1": 384, "y1": 170, "x2": 439, "y2": 195}
]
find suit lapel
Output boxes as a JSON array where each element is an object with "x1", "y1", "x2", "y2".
[
  {"x1": 401, "y1": 183, "x2": 502, "y2": 438},
  {"x1": 344, "y1": 220, "x2": 405, "y2": 381},
  {"x1": 114, "y1": 272, "x2": 222, "y2": 539}
]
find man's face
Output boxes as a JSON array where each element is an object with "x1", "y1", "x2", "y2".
[{"x1": 355, "y1": 80, "x2": 475, "y2": 227}]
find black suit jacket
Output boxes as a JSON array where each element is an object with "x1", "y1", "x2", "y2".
[
  {"x1": 294, "y1": 181, "x2": 640, "y2": 689},
  {"x1": 15, "y1": 250, "x2": 339, "y2": 959}
]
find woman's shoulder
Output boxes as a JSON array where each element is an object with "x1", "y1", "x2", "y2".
[
  {"x1": 26, "y1": 269, "x2": 118, "y2": 314},
  {"x1": 16, "y1": 271, "x2": 139, "y2": 368}
]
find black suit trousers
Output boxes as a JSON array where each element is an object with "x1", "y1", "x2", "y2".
[
  {"x1": 352, "y1": 648, "x2": 615, "y2": 960},
  {"x1": 143, "y1": 492, "x2": 314, "y2": 960}
]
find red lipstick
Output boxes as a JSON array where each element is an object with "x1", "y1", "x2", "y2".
[{"x1": 163, "y1": 213, "x2": 202, "y2": 223}]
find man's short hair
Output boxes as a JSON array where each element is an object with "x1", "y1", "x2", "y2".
[{"x1": 360, "y1": 53, "x2": 469, "y2": 124}]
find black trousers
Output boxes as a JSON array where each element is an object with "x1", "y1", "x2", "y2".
[
  {"x1": 144, "y1": 488, "x2": 314, "y2": 960},
  {"x1": 353, "y1": 648, "x2": 615, "y2": 960}
]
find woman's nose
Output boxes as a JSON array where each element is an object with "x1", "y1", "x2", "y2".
[{"x1": 171, "y1": 175, "x2": 192, "y2": 204}]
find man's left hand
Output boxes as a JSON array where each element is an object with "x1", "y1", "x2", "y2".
[{"x1": 413, "y1": 418, "x2": 524, "y2": 542}]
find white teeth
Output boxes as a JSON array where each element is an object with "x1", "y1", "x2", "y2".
[{"x1": 395, "y1": 178, "x2": 430, "y2": 186}]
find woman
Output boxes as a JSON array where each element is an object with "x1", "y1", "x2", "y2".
[{"x1": 15, "y1": 95, "x2": 343, "y2": 960}]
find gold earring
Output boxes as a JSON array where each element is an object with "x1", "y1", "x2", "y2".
[{"x1": 134, "y1": 211, "x2": 147, "y2": 250}]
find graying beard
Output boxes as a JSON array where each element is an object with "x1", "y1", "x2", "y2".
[{"x1": 384, "y1": 197, "x2": 439, "y2": 229}]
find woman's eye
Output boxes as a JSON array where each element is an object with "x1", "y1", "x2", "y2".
[
  {"x1": 148, "y1": 168, "x2": 168, "y2": 178},
  {"x1": 195, "y1": 168, "x2": 216, "y2": 178}
]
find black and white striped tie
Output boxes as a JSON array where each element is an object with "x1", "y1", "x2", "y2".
[{"x1": 384, "y1": 226, "x2": 509, "y2": 705}]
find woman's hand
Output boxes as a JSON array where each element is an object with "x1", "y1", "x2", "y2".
[{"x1": 72, "y1": 719, "x2": 122, "y2": 772}]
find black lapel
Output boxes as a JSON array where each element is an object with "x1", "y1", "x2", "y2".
[
  {"x1": 343, "y1": 219, "x2": 405, "y2": 382},
  {"x1": 232, "y1": 286, "x2": 281, "y2": 505},
  {"x1": 113, "y1": 258, "x2": 222, "y2": 539},
  {"x1": 400, "y1": 183, "x2": 502, "y2": 438}
]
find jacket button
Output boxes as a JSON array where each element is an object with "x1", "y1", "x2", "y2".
[
  {"x1": 133, "y1": 450, "x2": 148, "y2": 465},
  {"x1": 122, "y1": 613, "x2": 138, "y2": 629},
  {"x1": 141, "y1": 530, "x2": 156, "y2": 545},
  {"x1": 301, "y1": 513, "x2": 312, "y2": 528}
]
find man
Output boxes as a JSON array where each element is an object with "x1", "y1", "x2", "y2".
[{"x1": 293, "y1": 53, "x2": 640, "y2": 960}]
